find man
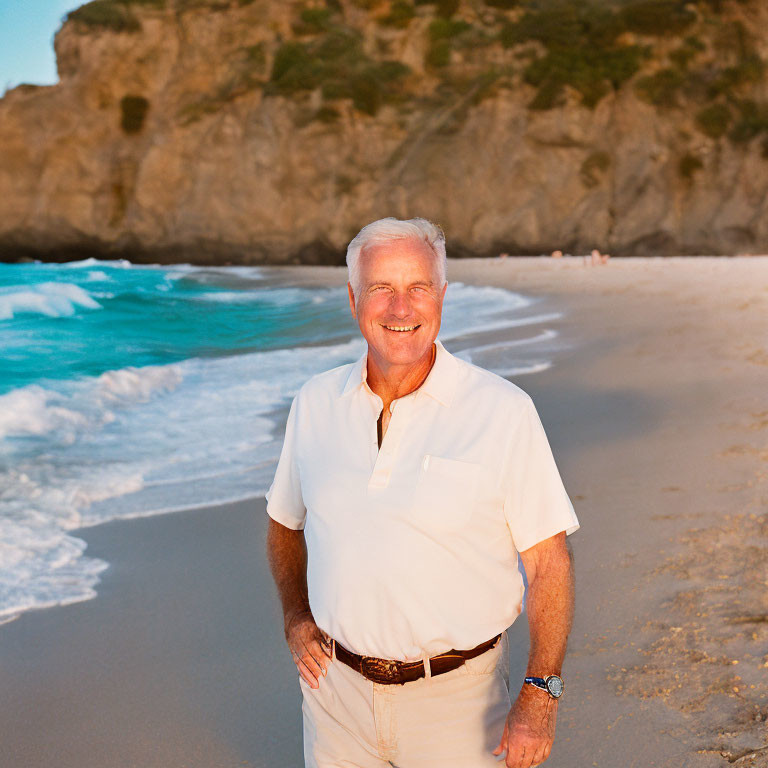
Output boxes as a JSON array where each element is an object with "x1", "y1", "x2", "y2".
[{"x1": 266, "y1": 217, "x2": 579, "y2": 768}]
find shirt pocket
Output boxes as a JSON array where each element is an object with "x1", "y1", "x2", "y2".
[{"x1": 410, "y1": 455, "x2": 482, "y2": 531}]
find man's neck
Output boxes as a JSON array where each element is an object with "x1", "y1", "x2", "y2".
[{"x1": 366, "y1": 343, "x2": 436, "y2": 409}]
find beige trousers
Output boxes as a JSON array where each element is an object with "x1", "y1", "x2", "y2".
[{"x1": 300, "y1": 631, "x2": 511, "y2": 768}]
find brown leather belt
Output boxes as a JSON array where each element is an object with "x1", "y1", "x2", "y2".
[{"x1": 332, "y1": 633, "x2": 502, "y2": 685}]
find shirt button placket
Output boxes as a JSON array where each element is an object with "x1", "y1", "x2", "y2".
[{"x1": 369, "y1": 400, "x2": 405, "y2": 490}]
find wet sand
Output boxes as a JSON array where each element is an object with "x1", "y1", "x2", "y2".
[{"x1": 1, "y1": 257, "x2": 766, "y2": 767}]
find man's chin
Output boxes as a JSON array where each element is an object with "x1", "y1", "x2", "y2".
[{"x1": 370, "y1": 340, "x2": 434, "y2": 367}]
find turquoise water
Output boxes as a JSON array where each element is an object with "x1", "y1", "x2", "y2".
[
  {"x1": 1, "y1": 260, "x2": 353, "y2": 395},
  {"x1": 0, "y1": 257, "x2": 563, "y2": 626}
]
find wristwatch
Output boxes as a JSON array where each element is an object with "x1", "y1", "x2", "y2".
[{"x1": 524, "y1": 675, "x2": 564, "y2": 699}]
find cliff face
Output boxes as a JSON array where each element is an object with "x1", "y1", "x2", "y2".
[{"x1": 1, "y1": 0, "x2": 768, "y2": 262}]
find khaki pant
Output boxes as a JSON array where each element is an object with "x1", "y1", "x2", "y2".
[{"x1": 300, "y1": 631, "x2": 511, "y2": 768}]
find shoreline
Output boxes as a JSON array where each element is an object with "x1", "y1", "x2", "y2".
[{"x1": 1, "y1": 257, "x2": 766, "y2": 767}]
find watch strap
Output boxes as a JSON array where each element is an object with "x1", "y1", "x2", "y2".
[{"x1": 524, "y1": 676, "x2": 548, "y2": 691}]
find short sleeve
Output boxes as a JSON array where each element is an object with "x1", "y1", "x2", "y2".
[
  {"x1": 502, "y1": 396, "x2": 579, "y2": 552},
  {"x1": 265, "y1": 394, "x2": 306, "y2": 530}
]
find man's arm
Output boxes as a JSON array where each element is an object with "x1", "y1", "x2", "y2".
[
  {"x1": 266, "y1": 516, "x2": 331, "y2": 688},
  {"x1": 493, "y1": 531, "x2": 575, "y2": 768}
]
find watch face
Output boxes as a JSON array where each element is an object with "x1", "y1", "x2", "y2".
[{"x1": 546, "y1": 676, "x2": 564, "y2": 698}]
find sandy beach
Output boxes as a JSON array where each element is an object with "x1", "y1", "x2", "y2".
[{"x1": 1, "y1": 257, "x2": 766, "y2": 768}]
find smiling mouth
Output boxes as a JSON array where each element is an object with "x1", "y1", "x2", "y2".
[{"x1": 382, "y1": 324, "x2": 421, "y2": 333}]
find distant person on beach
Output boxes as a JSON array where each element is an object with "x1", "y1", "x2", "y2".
[{"x1": 266, "y1": 217, "x2": 579, "y2": 768}]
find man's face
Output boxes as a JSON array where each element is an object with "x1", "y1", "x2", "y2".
[{"x1": 348, "y1": 237, "x2": 447, "y2": 369}]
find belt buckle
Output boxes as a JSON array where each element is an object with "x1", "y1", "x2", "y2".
[{"x1": 360, "y1": 655, "x2": 402, "y2": 684}]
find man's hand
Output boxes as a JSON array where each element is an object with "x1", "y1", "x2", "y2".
[
  {"x1": 286, "y1": 608, "x2": 332, "y2": 689},
  {"x1": 493, "y1": 684, "x2": 557, "y2": 767},
  {"x1": 266, "y1": 519, "x2": 333, "y2": 689}
]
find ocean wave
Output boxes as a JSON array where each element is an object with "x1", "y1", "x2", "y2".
[
  {"x1": 454, "y1": 332, "x2": 560, "y2": 378},
  {"x1": 165, "y1": 264, "x2": 267, "y2": 281},
  {"x1": 0, "y1": 385, "x2": 92, "y2": 441},
  {"x1": 195, "y1": 285, "x2": 341, "y2": 304},
  {"x1": 0, "y1": 281, "x2": 102, "y2": 320},
  {"x1": 60, "y1": 257, "x2": 134, "y2": 269},
  {"x1": 0, "y1": 514, "x2": 109, "y2": 624},
  {"x1": 94, "y1": 364, "x2": 184, "y2": 405},
  {"x1": 84, "y1": 270, "x2": 111, "y2": 281},
  {"x1": 0, "y1": 364, "x2": 183, "y2": 441},
  {"x1": 460, "y1": 329, "x2": 559, "y2": 352}
]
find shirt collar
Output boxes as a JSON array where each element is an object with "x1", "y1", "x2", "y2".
[{"x1": 340, "y1": 338, "x2": 457, "y2": 407}]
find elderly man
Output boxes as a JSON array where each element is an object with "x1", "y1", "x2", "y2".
[{"x1": 266, "y1": 217, "x2": 579, "y2": 768}]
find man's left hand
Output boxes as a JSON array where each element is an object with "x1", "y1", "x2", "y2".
[{"x1": 492, "y1": 684, "x2": 557, "y2": 767}]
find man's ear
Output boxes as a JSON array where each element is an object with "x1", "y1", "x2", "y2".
[{"x1": 347, "y1": 282, "x2": 357, "y2": 319}]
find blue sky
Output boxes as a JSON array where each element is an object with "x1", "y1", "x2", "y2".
[{"x1": 0, "y1": 1, "x2": 82, "y2": 93}]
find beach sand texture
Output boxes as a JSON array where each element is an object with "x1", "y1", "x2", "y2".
[{"x1": 0, "y1": 257, "x2": 766, "y2": 768}]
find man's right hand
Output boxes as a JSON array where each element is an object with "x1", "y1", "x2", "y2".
[{"x1": 285, "y1": 608, "x2": 332, "y2": 688}]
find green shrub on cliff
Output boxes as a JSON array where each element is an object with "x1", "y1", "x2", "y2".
[
  {"x1": 323, "y1": 61, "x2": 411, "y2": 115},
  {"x1": 242, "y1": 42, "x2": 266, "y2": 72},
  {"x1": 695, "y1": 103, "x2": 731, "y2": 139},
  {"x1": 500, "y1": 1, "x2": 647, "y2": 110},
  {"x1": 348, "y1": 69, "x2": 390, "y2": 114},
  {"x1": 483, "y1": 0, "x2": 521, "y2": 8},
  {"x1": 415, "y1": 0, "x2": 460, "y2": 17},
  {"x1": 426, "y1": 40, "x2": 451, "y2": 68},
  {"x1": 620, "y1": 0, "x2": 696, "y2": 37},
  {"x1": 728, "y1": 100, "x2": 768, "y2": 144},
  {"x1": 425, "y1": 17, "x2": 473, "y2": 69},
  {"x1": 429, "y1": 18, "x2": 471, "y2": 41},
  {"x1": 635, "y1": 68, "x2": 685, "y2": 107},
  {"x1": 294, "y1": 8, "x2": 333, "y2": 35},
  {"x1": 669, "y1": 36, "x2": 705, "y2": 71},
  {"x1": 67, "y1": 1, "x2": 142, "y2": 32},
  {"x1": 178, "y1": 0, "x2": 232, "y2": 9},
  {"x1": 678, "y1": 152, "x2": 703, "y2": 180},
  {"x1": 314, "y1": 105, "x2": 341, "y2": 123},
  {"x1": 270, "y1": 42, "x2": 322, "y2": 92},
  {"x1": 379, "y1": 1, "x2": 416, "y2": 29},
  {"x1": 67, "y1": 0, "x2": 170, "y2": 32},
  {"x1": 526, "y1": 44, "x2": 646, "y2": 109},
  {"x1": 707, "y1": 55, "x2": 765, "y2": 99},
  {"x1": 501, "y1": 2, "x2": 625, "y2": 50},
  {"x1": 705, "y1": 21, "x2": 765, "y2": 97},
  {"x1": 268, "y1": 26, "x2": 411, "y2": 116}
]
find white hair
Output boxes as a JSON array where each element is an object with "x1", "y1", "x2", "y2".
[{"x1": 346, "y1": 217, "x2": 447, "y2": 298}]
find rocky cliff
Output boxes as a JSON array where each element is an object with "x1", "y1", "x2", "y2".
[{"x1": 1, "y1": 0, "x2": 768, "y2": 262}]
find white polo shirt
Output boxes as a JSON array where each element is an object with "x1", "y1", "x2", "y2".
[{"x1": 266, "y1": 338, "x2": 579, "y2": 662}]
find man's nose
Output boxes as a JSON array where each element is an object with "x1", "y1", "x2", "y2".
[{"x1": 389, "y1": 291, "x2": 413, "y2": 318}]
